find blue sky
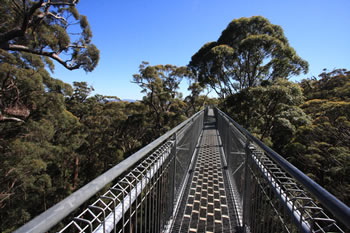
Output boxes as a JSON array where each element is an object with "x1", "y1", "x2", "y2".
[{"x1": 52, "y1": 0, "x2": 350, "y2": 100}]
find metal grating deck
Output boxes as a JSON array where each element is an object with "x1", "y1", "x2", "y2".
[{"x1": 171, "y1": 110, "x2": 237, "y2": 233}]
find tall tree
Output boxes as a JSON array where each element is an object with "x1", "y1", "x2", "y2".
[
  {"x1": 189, "y1": 16, "x2": 308, "y2": 98},
  {"x1": 133, "y1": 62, "x2": 189, "y2": 134}
]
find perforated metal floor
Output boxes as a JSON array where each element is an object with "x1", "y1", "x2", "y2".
[{"x1": 171, "y1": 110, "x2": 236, "y2": 233}]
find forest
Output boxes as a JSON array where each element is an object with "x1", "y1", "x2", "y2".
[{"x1": 0, "y1": 1, "x2": 349, "y2": 232}]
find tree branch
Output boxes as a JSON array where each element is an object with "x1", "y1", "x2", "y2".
[
  {"x1": 47, "y1": 12, "x2": 67, "y2": 24},
  {"x1": 1, "y1": 43, "x2": 83, "y2": 70},
  {"x1": 46, "y1": 0, "x2": 77, "y2": 6},
  {"x1": 0, "y1": 0, "x2": 78, "y2": 44},
  {"x1": 0, "y1": 114, "x2": 25, "y2": 123}
]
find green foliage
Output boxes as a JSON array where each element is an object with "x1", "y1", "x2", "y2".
[
  {"x1": 1, "y1": 11, "x2": 348, "y2": 232},
  {"x1": 0, "y1": 55, "x2": 206, "y2": 231},
  {"x1": 301, "y1": 68, "x2": 350, "y2": 101},
  {"x1": 133, "y1": 62, "x2": 191, "y2": 136},
  {"x1": 0, "y1": 2, "x2": 102, "y2": 230},
  {"x1": 0, "y1": 0, "x2": 99, "y2": 123},
  {"x1": 0, "y1": 0, "x2": 100, "y2": 72},
  {"x1": 221, "y1": 68, "x2": 350, "y2": 205},
  {"x1": 0, "y1": 73, "x2": 84, "y2": 230},
  {"x1": 284, "y1": 69, "x2": 350, "y2": 205},
  {"x1": 223, "y1": 79, "x2": 309, "y2": 149},
  {"x1": 189, "y1": 16, "x2": 308, "y2": 98}
]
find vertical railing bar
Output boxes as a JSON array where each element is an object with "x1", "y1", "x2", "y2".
[
  {"x1": 157, "y1": 160, "x2": 161, "y2": 233},
  {"x1": 242, "y1": 139, "x2": 251, "y2": 232},
  {"x1": 121, "y1": 187, "x2": 125, "y2": 233},
  {"x1": 149, "y1": 167, "x2": 154, "y2": 233},
  {"x1": 171, "y1": 133, "x2": 177, "y2": 217},
  {"x1": 128, "y1": 179, "x2": 133, "y2": 233},
  {"x1": 130, "y1": 173, "x2": 139, "y2": 233},
  {"x1": 101, "y1": 196, "x2": 116, "y2": 233},
  {"x1": 257, "y1": 174, "x2": 264, "y2": 233},
  {"x1": 140, "y1": 169, "x2": 144, "y2": 233},
  {"x1": 154, "y1": 159, "x2": 158, "y2": 233},
  {"x1": 157, "y1": 155, "x2": 161, "y2": 233},
  {"x1": 89, "y1": 205, "x2": 106, "y2": 233},
  {"x1": 160, "y1": 151, "x2": 165, "y2": 231},
  {"x1": 74, "y1": 217, "x2": 93, "y2": 233},
  {"x1": 267, "y1": 180, "x2": 273, "y2": 233},
  {"x1": 145, "y1": 175, "x2": 149, "y2": 233}
]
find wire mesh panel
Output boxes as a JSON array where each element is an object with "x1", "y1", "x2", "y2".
[
  {"x1": 59, "y1": 141, "x2": 175, "y2": 233},
  {"x1": 57, "y1": 114, "x2": 204, "y2": 233},
  {"x1": 215, "y1": 108, "x2": 350, "y2": 233}
]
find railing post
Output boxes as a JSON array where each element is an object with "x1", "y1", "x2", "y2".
[
  {"x1": 171, "y1": 133, "x2": 177, "y2": 213},
  {"x1": 242, "y1": 139, "x2": 252, "y2": 233}
]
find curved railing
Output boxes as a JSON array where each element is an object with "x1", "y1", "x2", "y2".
[
  {"x1": 15, "y1": 110, "x2": 204, "y2": 233},
  {"x1": 215, "y1": 107, "x2": 350, "y2": 233}
]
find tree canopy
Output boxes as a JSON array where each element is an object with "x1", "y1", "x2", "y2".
[
  {"x1": 189, "y1": 16, "x2": 309, "y2": 98},
  {"x1": 1, "y1": 10, "x2": 349, "y2": 231},
  {"x1": 283, "y1": 69, "x2": 350, "y2": 204},
  {"x1": 0, "y1": 0, "x2": 99, "y2": 72},
  {"x1": 133, "y1": 62, "x2": 191, "y2": 134},
  {"x1": 223, "y1": 79, "x2": 309, "y2": 148},
  {"x1": 0, "y1": 0, "x2": 99, "y2": 123},
  {"x1": 0, "y1": 58, "x2": 209, "y2": 231}
]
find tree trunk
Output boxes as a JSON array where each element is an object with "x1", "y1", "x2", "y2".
[{"x1": 72, "y1": 156, "x2": 79, "y2": 190}]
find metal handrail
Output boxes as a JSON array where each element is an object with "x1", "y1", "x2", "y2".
[
  {"x1": 216, "y1": 107, "x2": 350, "y2": 229},
  {"x1": 14, "y1": 110, "x2": 204, "y2": 233}
]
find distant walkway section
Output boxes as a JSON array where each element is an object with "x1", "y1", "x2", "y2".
[{"x1": 171, "y1": 109, "x2": 236, "y2": 233}]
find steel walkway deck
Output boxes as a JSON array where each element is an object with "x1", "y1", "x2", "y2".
[{"x1": 171, "y1": 109, "x2": 237, "y2": 233}]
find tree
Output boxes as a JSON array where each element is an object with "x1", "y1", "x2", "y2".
[
  {"x1": 284, "y1": 69, "x2": 350, "y2": 205},
  {"x1": 223, "y1": 79, "x2": 309, "y2": 149},
  {"x1": 133, "y1": 62, "x2": 189, "y2": 135},
  {"x1": 0, "y1": 0, "x2": 99, "y2": 123},
  {"x1": 189, "y1": 16, "x2": 308, "y2": 98},
  {"x1": 0, "y1": 1, "x2": 101, "y2": 230},
  {"x1": 0, "y1": 0, "x2": 99, "y2": 72},
  {"x1": 0, "y1": 74, "x2": 84, "y2": 231},
  {"x1": 66, "y1": 81, "x2": 95, "y2": 119},
  {"x1": 300, "y1": 68, "x2": 350, "y2": 101}
]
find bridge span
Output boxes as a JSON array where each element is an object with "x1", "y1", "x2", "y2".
[{"x1": 15, "y1": 107, "x2": 350, "y2": 233}]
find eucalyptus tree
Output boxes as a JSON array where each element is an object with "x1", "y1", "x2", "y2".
[
  {"x1": 0, "y1": 0, "x2": 99, "y2": 122},
  {"x1": 133, "y1": 61, "x2": 190, "y2": 134},
  {"x1": 0, "y1": 1, "x2": 100, "y2": 230},
  {"x1": 224, "y1": 79, "x2": 309, "y2": 148},
  {"x1": 0, "y1": 0, "x2": 99, "y2": 71},
  {"x1": 284, "y1": 69, "x2": 350, "y2": 205},
  {"x1": 189, "y1": 16, "x2": 308, "y2": 98}
]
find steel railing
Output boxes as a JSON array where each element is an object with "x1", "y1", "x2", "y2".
[
  {"x1": 215, "y1": 107, "x2": 350, "y2": 233},
  {"x1": 14, "y1": 109, "x2": 204, "y2": 233}
]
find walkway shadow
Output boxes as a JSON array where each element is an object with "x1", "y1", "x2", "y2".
[{"x1": 204, "y1": 115, "x2": 217, "y2": 130}]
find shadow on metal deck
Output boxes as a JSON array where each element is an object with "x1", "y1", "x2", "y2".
[{"x1": 170, "y1": 109, "x2": 239, "y2": 233}]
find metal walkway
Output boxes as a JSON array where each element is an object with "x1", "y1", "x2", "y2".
[
  {"x1": 15, "y1": 107, "x2": 350, "y2": 233},
  {"x1": 171, "y1": 110, "x2": 236, "y2": 232}
]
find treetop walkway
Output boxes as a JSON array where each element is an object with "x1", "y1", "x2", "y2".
[{"x1": 15, "y1": 107, "x2": 350, "y2": 233}]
